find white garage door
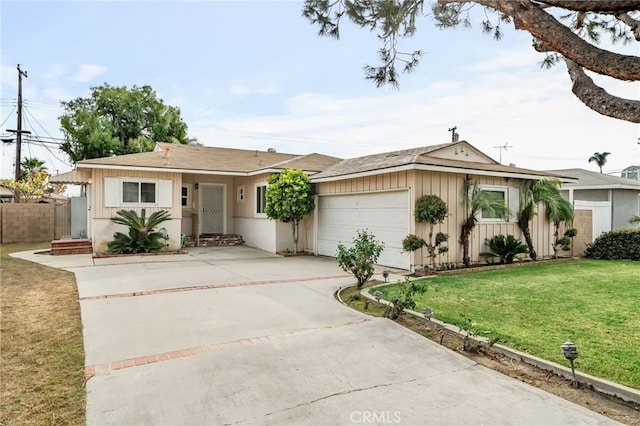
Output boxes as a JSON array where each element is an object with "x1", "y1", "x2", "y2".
[{"x1": 316, "y1": 190, "x2": 410, "y2": 269}]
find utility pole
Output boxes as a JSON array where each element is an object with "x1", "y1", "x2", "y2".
[{"x1": 6, "y1": 64, "x2": 30, "y2": 181}]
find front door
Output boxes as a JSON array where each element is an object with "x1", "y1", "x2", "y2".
[{"x1": 201, "y1": 184, "x2": 225, "y2": 234}]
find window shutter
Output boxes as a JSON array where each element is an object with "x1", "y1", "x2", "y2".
[
  {"x1": 104, "y1": 178, "x2": 120, "y2": 207},
  {"x1": 508, "y1": 187, "x2": 520, "y2": 222},
  {"x1": 158, "y1": 180, "x2": 173, "y2": 207}
]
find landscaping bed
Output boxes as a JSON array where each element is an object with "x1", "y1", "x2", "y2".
[{"x1": 338, "y1": 277, "x2": 640, "y2": 426}]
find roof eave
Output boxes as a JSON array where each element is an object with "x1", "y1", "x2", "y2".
[
  {"x1": 310, "y1": 163, "x2": 564, "y2": 183},
  {"x1": 77, "y1": 163, "x2": 248, "y2": 176}
]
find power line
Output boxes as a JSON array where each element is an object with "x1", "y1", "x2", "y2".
[
  {"x1": 23, "y1": 105, "x2": 60, "y2": 142},
  {"x1": 0, "y1": 107, "x2": 16, "y2": 128}
]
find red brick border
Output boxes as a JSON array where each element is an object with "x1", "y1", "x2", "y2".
[
  {"x1": 84, "y1": 318, "x2": 369, "y2": 379},
  {"x1": 79, "y1": 275, "x2": 348, "y2": 301}
]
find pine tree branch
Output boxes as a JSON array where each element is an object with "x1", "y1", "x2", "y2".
[
  {"x1": 564, "y1": 59, "x2": 640, "y2": 123},
  {"x1": 535, "y1": 0, "x2": 640, "y2": 13},
  {"x1": 615, "y1": 12, "x2": 640, "y2": 41},
  {"x1": 439, "y1": 0, "x2": 640, "y2": 80}
]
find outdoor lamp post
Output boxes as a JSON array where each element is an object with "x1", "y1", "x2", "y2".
[
  {"x1": 382, "y1": 270, "x2": 389, "y2": 282},
  {"x1": 561, "y1": 340, "x2": 579, "y2": 387}
]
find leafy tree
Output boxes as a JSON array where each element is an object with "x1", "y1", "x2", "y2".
[
  {"x1": 630, "y1": 215, "x2": 640, "y2": 225},
  {"x1": 480, "y1": 234, "x2": 529, "y2": 264},
  {"x1": 303, "y1": 0, "x2": 640, "y2": 123},
  {"x1": 588, "y1": 151, "x2": 612, "y2": 173},
  {"x1": 265, "y1": 169, "x2": 315, "y2": 253},
  {"x1": 107, "y1": 209, "x2": 171, "y2": 254},
  {"x1": 1, "y1": 171, "x2": 49, "y2": 203},
  {"x1": 60, "y1": 84, "x2": 191, "y2": 163},
  {"x1": 460, "y1": 178, "x2": 510, "y2": 268},
  {"x1": 517, "y1": 178, "x2": 565, "y2": 260},
  {"x1": 336, "y1": 229, "x2": 384, "y2": 287},
  {"x1": 20, "y1": 157, "x2": 47, "y2": 180}
]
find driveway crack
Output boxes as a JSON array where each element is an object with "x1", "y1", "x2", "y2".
[{"x1": 225, "y1": 378, "x2": 418, "y2": 425}]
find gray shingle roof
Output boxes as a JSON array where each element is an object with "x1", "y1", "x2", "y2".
[
  {"x1": 78, "y1": 143, "x2": 342, "y2": 174},
  {"x1": 312, "y1": 141, "x2": 567, "y2": 181},
  {"x1": 547, "y1": 168, "x2": 640, "y2": 188}
]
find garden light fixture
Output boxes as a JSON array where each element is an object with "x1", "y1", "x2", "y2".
[
  {"x1": 422, "y1": 307, "x2": 433, "y2": 321},
  {"x1": 561, "y1": 340, "x2": 579, "y2": 387},
  {"x1": 374, "y1": 291, "x2": 383, "y2": 302},
  {"x1": 382, "y1": 270, "x2": 389, "y2": 282}
]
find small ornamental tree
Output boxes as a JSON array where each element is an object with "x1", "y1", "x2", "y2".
[
  {"x1": 265, "y1": 169, "x2": 315, "y2": 254},
  {"x1": 409, "y1": 195, "x2": 449, "y2": 269},
  {"x1": 336, "y1": 229, "x2": 384, "y2": 288}
]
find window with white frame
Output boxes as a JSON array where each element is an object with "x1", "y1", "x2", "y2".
[
  {"x1": 255, "y1": 183, "x2": 267, "y2": 216},
  {"x1": 122, "y1": 181, "x2": 156, "y2": 204},
  {"x1": 481, "y1": 189, "x2": 507, "y2": 219},
  {"x1": 104, "y1": 177, "x2": 172, "y2": 208},
  {"x1": 475, "y1": 184, "x2": 517, "y2": 222}
]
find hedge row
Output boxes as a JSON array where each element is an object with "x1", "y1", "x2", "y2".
[{"x1": 584, "y1": 229, "x2": 640, "y2": 261}]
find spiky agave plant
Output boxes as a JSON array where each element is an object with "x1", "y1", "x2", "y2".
[{"x1": 107, "y1": 209, "x2": 171, "y2": 254}]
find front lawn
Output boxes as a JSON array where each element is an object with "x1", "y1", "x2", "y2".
[
  {"x1": 0, "y1": 243, "x2": 86, "y2": 425},
  {"x1": 374, "y1": 260, "x2": 640, "y2": 390}
]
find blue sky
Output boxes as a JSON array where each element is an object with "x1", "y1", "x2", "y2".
[{"x1": 1, "y1": 0, "x2": 638, "y2": 180}]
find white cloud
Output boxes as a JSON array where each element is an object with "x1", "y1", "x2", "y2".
[
  {"x1": 72, "y1": 64, "x2": 106, "y2": 83},
  {"x1": 230, "y1": 84, "x2": 250, "y2": 96}
]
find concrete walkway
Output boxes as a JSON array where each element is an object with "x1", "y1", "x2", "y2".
[{"x1": 14, "y1": 247, "x2": 621, "y2": 425}]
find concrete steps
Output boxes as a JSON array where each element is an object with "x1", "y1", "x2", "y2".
[
  {"x1": 51, "y1": 238, "x2": 93, "y2": 255},
  {"x1": 184, "y1": 234, "x2": 245, "y2": 248}
]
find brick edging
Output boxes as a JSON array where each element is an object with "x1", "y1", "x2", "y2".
[{"x1": 357, "y1": 283, "x2": 640, "y2": 405}]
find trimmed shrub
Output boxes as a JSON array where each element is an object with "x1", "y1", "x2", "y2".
[{"x1": 584, "y1": 229, "x2": 640, "y2": 261}]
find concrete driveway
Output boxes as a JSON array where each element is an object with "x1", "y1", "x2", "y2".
[{"x1": 57, "y1": 247, "x2": 618, "y2": 425}]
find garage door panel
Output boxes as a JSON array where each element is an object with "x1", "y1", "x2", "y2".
[{"x1": 317, "y1": 191, "x2": 410, "y2": 269}]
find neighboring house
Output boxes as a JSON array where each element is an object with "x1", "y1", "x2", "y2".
[
  {"x1": 0, "y1": 185, "x2": 16, "y2": 203},
  {"x1": 548, "y1": 168, "x2": 640, "y2": 254},
  {"x1": 74, "y1": 141, "x2": 567, "y2": 269},
  {"x1": 622, "y1": 165, "x2": 640, "y2": 181}
]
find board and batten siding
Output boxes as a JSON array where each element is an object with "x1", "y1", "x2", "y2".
[
  {"x1": 92, "y1": 168, "x2": 182, "y2": 219},
  {"x1": 316, "y1": 170, "x2": 555, "y2": 269},
  {"x1": 89, "y1": 168, "x2": 182, "y2": 252}
]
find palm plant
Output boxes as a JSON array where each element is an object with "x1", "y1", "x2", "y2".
[
  {"x1": 547, "y1": 196, "x2": 575, "y2": 257},
  {"x1": 630, "y1": 216, "x2": 640, "y2": 225},
  {"x1": 517, "y1": 179, "x2": 565, "y2": 260},
  {"x1": 20, "y1": 157, "x2": 47, "y2": 180},
  {"x1": 588, "y1": 152, "x2": 611, "y2": 173},
  {"x1": 107, "y1": 208, "x2": 171, "y2": 254},
  {"x1": 481, "y1": 234, "x2": 529, "y2": 264},
  {"x1": 460, "y1": 178, "x2": 510, "y2": 268}
]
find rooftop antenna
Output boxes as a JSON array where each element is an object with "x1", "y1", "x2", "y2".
[
  {"x1": 448, "y1": 126, "x2": 459, "y2": 143},
  {"x1": 493, "y1": 142, "x2": 513, "y2": 164}
]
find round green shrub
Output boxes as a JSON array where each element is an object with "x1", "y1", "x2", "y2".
[
  {"x1": 414, "y1": 195, "x2": 448, "y2": 224},
  {"x1": 584, "y1": 229, "x2": 640, "y2": 261}
]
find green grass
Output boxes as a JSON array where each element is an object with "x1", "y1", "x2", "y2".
[
  {"x1": 1, "y1": 243, "x2": 86, "y2": 425},
  {"x1": 374, "y1": 260, "x2": 640, "y2": 390}
]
